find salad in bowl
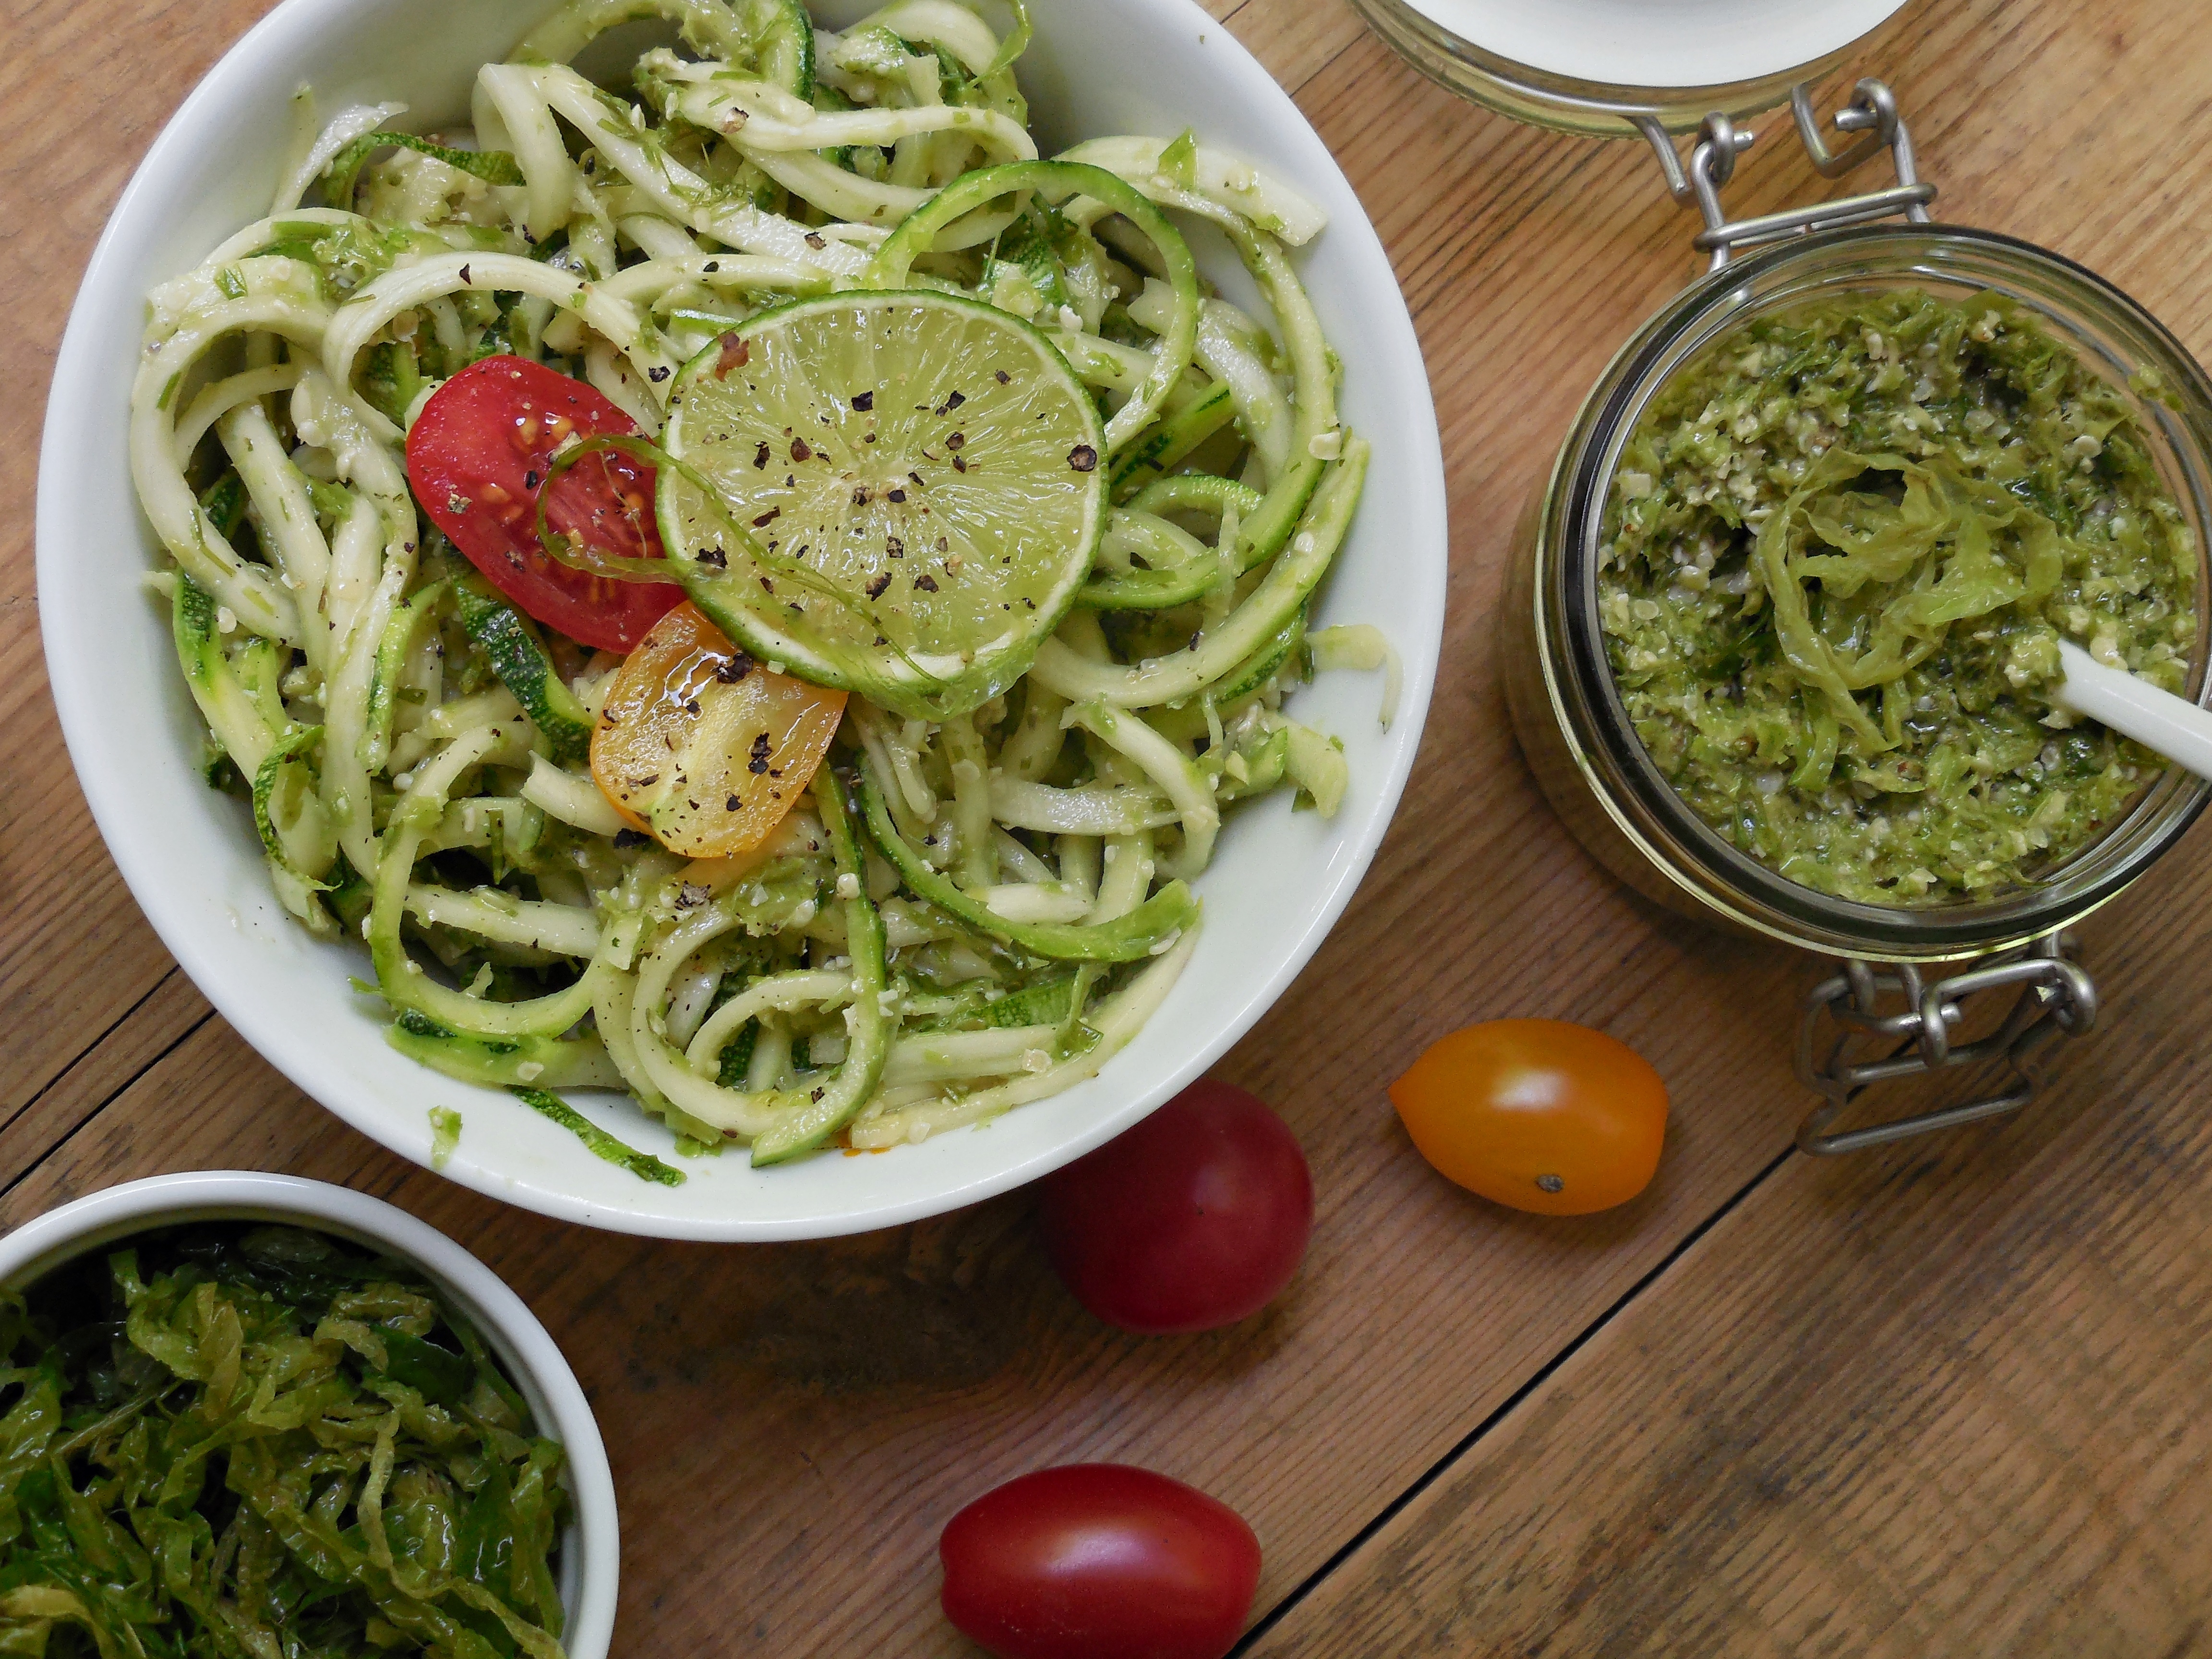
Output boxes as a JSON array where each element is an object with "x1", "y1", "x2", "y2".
[{"x1": 42, "y1": 0, "x2": 1444, "y2": 1237}]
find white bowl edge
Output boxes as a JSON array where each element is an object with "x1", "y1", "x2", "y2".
[
  {"x1": 35, "y1": 0, "x2": 1447, "y2": 1240},
  {"x1": 0, "y1": 1172, "x2": 619, "y2": 1659}
]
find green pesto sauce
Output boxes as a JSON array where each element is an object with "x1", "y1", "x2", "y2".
[{"x1": 1598, "y1": 289, "x2": 2200, "y2": 905}]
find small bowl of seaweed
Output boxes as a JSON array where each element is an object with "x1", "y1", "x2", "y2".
[{"x1": 0, "y1": 1172, "x2": 616, "y2": 1658}]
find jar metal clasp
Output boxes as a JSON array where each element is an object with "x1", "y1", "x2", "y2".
[
  {"x1": 1634, "y1": 79, "x2": 1935, "y2": 271},
  {"x1": 1794, "y1": 938, "x2": 2100, "y2": 1154}
]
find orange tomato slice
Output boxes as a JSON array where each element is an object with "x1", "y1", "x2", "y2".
[{"x1": 590, "y1": 601, "x2": 846, "y2": 858}]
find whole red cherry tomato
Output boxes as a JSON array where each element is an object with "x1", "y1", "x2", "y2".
[
  {"x1": 940, "y1": 1464, "x2": 1261, "y2": 1659},
  {"x1": 1040, "y1": 1080, "x2": 1312, "y2": 1334},
  {"x1": 406, "y1": 355, "x2": 684, "y2": 651}
]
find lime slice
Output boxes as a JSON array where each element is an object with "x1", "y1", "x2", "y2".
[{"x1": 659, "y1": 291, "x2": 1106, "y2": 721}]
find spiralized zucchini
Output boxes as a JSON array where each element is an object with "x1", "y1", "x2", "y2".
[{"x1": 132, "y1": 0, "x2": 1384, "y2": 1169}]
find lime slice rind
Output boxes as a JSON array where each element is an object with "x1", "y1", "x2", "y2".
[{"x1": 659, "y1": 290, "x2": 1106, "y2": 720}]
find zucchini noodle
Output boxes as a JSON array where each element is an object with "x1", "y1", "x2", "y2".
[{"x1": 133, "y1": 0, "x2": 1387, "y2": 1173}]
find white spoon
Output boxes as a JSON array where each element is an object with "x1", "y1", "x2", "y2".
[{"x1": 2056, "y1": 640, "x2": 2212, "y2": 781}]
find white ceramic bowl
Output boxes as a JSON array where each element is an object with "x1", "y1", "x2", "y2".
[
  {"x1": 37, "y1": 0, "x2": 1446, "y2": 1239},
  {"x1": 0, "y1": 1172, "x2": 618, "y2": 1659}
]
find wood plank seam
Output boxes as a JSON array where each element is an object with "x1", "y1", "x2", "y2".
[
  {"x1": 1286, "y1": 33, "x2": 1361, "y2": 101},
  {"x1": 1227, "y1": 1137, "x2": 1804, "y2": 1656},
  {"x1": 0, "y1": 997, "x2": 218, "y2": 1203},
  {"x1": 0, "y1": 966, "x2": 189, "y2": 1138}
]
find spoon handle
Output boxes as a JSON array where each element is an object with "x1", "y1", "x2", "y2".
[{"x1": 2056, "y1": 639, "x2": 2212, "y2": 782}]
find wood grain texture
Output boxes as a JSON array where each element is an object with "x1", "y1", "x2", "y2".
[
  {"x1": 4, "y1": 8, "x2": 1819, "y2": 1654},
  {"x1": 19, "y1": 0, "x2": 1878, "y2": 1643},
  {"x1": 0, "y1": 0, "x2": 276, "y2": 1113},
  {"x1": 0, "y1": 878, "x2": 1809, "y2": 1658},
  {"x1": 1236, "y1": 4, "x2": 2212, "y2": 1647},
  {"x1": 5, "y1": 0, "x2": 2212, "y2": 1653},
  {"x1": 1245, "y1": 849, "x2": 2212, "y2": 1658},
  {"x1": 0, "y1": 2, "x2": 1822, "y2": 1605},
  {"x1": 1215, "y1": 0, "x2": 1369, "y2": 95},
  {"x1": 0, "y1": 970, "x2": 211, "y2": 1190}
]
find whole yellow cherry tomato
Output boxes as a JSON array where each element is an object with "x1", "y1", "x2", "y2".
[{"x1": 1389, "y1": 1019, "x2": 1668, "y2": 1215}]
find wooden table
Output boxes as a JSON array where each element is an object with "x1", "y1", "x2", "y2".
[{"x1": 7, "y1": 0, "x2": 2212, "y2": 1650}]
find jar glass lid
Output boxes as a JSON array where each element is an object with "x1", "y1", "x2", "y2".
[{"x1": 1394, "y1": 0, "x2": 1908, "y2": 91}]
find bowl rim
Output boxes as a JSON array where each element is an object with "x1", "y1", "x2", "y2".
[
  {"x1": 0, "y1": 1171, "x2": 619, "y2": 1659},
  {"x1": 35, "y1": 0, "x2": 1447, "y2": 1240}
]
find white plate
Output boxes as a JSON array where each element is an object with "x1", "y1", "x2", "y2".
[
  {"x1": 36, "y1": 0, "x2": 1445, "y2": 1240},
  {"x1": 0, "y1": 1173, "x2": 618, "y2": 1659}
]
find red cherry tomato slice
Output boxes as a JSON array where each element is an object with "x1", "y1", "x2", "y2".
[
  {"x1": 940, "y1": 1464, "x2": 1261, "y2": 1659},
  {"x1": 406, "y1": 355, "x2": 684, "y2": 651},
  {"x1": 1040, "y1": 1079, "x2": 1313, "y2": 1335}
]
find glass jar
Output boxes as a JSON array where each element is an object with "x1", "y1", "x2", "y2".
[
  {"x1": 1345, "y1": 0, "x2": 1910, "y2": 135},
  {"x1": 1496, "y1": 208, "x2": 2212, "y2": 1148},
  {"x1": 1501, "y1": 222, "x2": 2212, "y2": 966}
]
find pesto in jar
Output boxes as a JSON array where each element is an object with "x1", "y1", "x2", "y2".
[{"x1": 1598, "y1": 289, "x2": 2200, "y2": 904}]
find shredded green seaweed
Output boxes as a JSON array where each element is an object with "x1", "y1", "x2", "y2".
[
  {"x1": 0, "y1": 1225, "x2": 570, "y2": 1657},
  {"x1": 1599, "y1": 289, "x2": 2200, "y2": 903}
]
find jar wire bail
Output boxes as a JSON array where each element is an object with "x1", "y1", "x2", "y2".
[
  {"x1": 1634, "y1": 78, "x2": 1936, "y2": 272},
  {"x1": 1794, "y1": 936, "x2": 2099, "y2": 1154}
]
